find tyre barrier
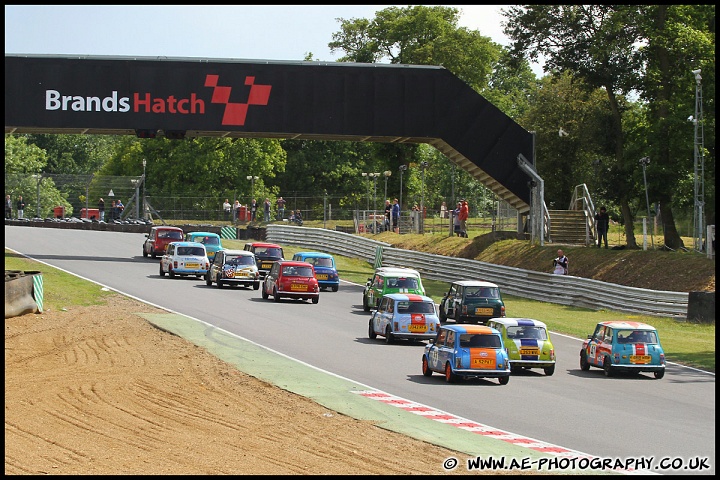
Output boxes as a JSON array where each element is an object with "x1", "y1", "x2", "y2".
[{"x1": 5, "y1": 270, "x2": 43, "y2": 319}]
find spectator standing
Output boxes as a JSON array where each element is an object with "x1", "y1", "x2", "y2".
[
  {"x1": 5, "y1": 194, "x2": 13, "y2": 219},
  {"x1": 391, "y1": 198, "x2": 400, "y2": 233},
  {"x1": 223, "y1": 199, "x2": 231, "y2": 222},
  {"x1": 595, "y1": 206, "x2": 610, "y2": 249},
  {"x1": 263, "y1": 198, "x2": 271, "y2": 222},
  {"x1": 116, "y1": 200, "x2": 124, "y2": 220},
  {"x1": 250, "y1": 199, "x2": 258, "y2": 221},
  {"x1": 458, "y1": 199, "x2": 469, "y2": 237},
  {"x1": 233, "y1": 200, "x2": 241, "y2": 224},
  {"x1": 98, "y1": 198, "x2": 105, "y2": 222},
  {"x1": 452, "y1": 201, "x2": 462, "y2": 236},
  {"x1": 277, "y1": 196, "x2": 286, "y2": 220},
  {"x1": 440, "y1": 201, "x2": 447, "y2": 219},
  {"x1": 110, "y1": 200, "x2": 117, "y2": 221},
  {"x1": 384, "y1": 199, "x2": 391, "y2": 231},
  {"x1": 16, "y1": 195, "x2": 25, "y2": 219},
  {"x1": 553, "y1": 249, "x2": 569, "y2": 275}
]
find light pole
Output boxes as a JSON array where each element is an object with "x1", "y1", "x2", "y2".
[
  {"x1": 370, "y1": 172, "x2": 380, "y2": 233},
  {"x1": 246, "y1": 175, "x2": 259, "y2": 203},
  {"x1": 142, "y1": 158, "x2": 146, "y2": 219},
  {"x1": 691, "y1": 68, "x2": 705, "y2": 252},
  {"x1": 639, "y1": 156, "x2": 654, "y2": 249},
  {"x1": 383, "y1": 170, "x2": 392, "y2": 204},
  {"x1": 398, "y1": 165, "x2": 407, "y2": 232},
  {"x1": 361, "y1": 172, "x2": 370, "y2": 212},
  {"x1": 419, "y1": 161, "x2": 429, "y2": 233},
  {"x1": 32, "y1": 174, "x2": 41, "y2": 218}
]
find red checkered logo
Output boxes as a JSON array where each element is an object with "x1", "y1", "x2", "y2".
[{"x1": 204, "y1": 74, "x2": 272, "y2": 126}]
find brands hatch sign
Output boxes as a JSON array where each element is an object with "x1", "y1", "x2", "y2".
[{"x1": 44, "y1": 74, "x2": 272, "y2": 127}]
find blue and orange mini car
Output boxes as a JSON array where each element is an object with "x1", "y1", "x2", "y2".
[
  {"x1": 422, "y1": 324, "x2": 511, "y2": 384},
  {"x1": 580, "y1": 321, "x2": 665, "y2": 379}
]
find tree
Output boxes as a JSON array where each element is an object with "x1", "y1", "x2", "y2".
[{"x1": 504, "y1": 5, "x2": 647, "y2": 248}]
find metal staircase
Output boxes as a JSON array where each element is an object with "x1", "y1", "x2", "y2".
[{"x1": 547, "y1": 184, "x2": 596, "y2": 246}]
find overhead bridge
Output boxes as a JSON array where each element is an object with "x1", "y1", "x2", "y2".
[{"x1": 5, "y1": 54, "x2": 534, "y2": 213}]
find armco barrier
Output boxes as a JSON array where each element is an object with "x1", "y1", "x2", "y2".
[{"x1": 266, "y1": 224, "x2": 697, "y2": 319}]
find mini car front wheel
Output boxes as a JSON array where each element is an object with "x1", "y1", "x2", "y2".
[
  {"x1": 384, "y1": 325, "x2": 394, "y2": 344},
  {"x1": 444, "y1": 362, "x2": 457, "y2": 383},
  {"x1": 143, "y1": 248, "x2": 148, "y2": 258},
  {"x1": 580, "y1": 351, "x2": 590, "y2": 371},
  {"x1": 159, "y1": 263, "x2": 165, "y2": 277},
  {"x1": 439, "y1": 305, "x2": 447, "y2": 323},
  {"x1": 273, "y1": 287, "x2": 280, "y2": 302},
  {"x1": 368, "y1": 319, "x2": 377, "y2": 339},
  {"x1": 205, "y1": 273, "x2": 212, "y2": 286},
  {"x1": 544, "y1": 365, "x2": 555, "y2": 376},
  {"x1": 216, "y1": 279, "x2": 223, "y2": 289},
  {"x1": 603, "y1": 356, "x2": 614, "y2": 377},
  {"x1": 362, "y1": 294, "x2": 370, "y2": 312},
  {"x1": 168, "y1": 269, "x2": 175, "y2": 278},
  {"x1": 261, "y1": 284, "x2": 268, "y2": 299},
  {"x1": 654, "y1": 370, "x2": 665, "y2": 379},
  {"x1": 498, "y1": 375, "x2": 510, "y2": 385},
  {"x1": 422, "y1": 356, "x2": 433, "y2": 377}
]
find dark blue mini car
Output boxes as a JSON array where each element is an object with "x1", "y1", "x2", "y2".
[{"x1": 291, "y1": 251, "x2": 340, "y2": 292}]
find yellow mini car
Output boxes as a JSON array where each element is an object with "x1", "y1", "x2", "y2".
[{"x1": 487, "y1": 317, "x2": 556, "y2": 376}]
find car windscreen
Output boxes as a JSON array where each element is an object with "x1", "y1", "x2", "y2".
[
  {"x1": 178, "y1": 246, "x2": 205, "y2": 256},
  {"x1": 460, "y1": 334, "x2": 502, "y2": 348},
  {"x1": 282, "y1": 266, "x2": 313, "y2": 277},
  {"x1": 387, "y1": 277, "x2": 419, "y2": 289},
  {"x1": 507, "y1": 326, "x2": 547, "y2": 340},
  {"x1": 397, "y1": 301, "x2": 435, "y2": 314},
  {"x1": 228, "y1": 255, "x2": 254, "y2": 266},
  {"x1": 617, "y1": 329, "x2": 658, "y2": 344}
]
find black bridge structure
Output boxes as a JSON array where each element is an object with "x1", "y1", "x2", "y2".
[{"x1": 5, "y1": 54, "x2": 534, "y2": 213}]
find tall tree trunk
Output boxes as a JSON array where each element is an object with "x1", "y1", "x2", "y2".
[
  {"x1": 620, "y1": 199, "x2": 639, "y2": 249},
  {"x1": 660, "y1": 202, "x2": 685, "y2": 250}
]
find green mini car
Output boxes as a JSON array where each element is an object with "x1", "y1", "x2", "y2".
[
  {"x1": 439, "y1": 280, "x2": 505, "y2": 325},
  {"x1": 362, "y1": 267, "x2": 425, "y2": 312},
  {"x1": 487, "y1": 317, "x2": 556, "y2": 376}
]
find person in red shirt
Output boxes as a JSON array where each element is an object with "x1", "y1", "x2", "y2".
[{"x1": 458, "y1": 200, "x2": 469, "y2": 238}]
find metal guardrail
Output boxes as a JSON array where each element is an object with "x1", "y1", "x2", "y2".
[{"x1": 267, "y1": 224, "x2": 691, "y2": 319}]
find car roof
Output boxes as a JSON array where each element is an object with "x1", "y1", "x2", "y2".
[
  {"x1": 246, "y1": 242, "x2": 281, "y2": 248},
  {"x1": 187, "y1": 231, "x2": 220, "y2": 237},
  {"x1": 440, "y1": 324, "x2": 499, "y2": 335},
  {"x1": 451, "y1": 280, "x2": 499, "y2": 287},
  {"x1": 599, "y1": 321, "x2": 657, "y2": 331},
  {"x1": 374, "y1": 267, "x2": 421, "y2": 276},
  {"x1": 222, "y1": 249, "x2": 253, "y2": 256},
  {"x1": 295, "y1": 251, "x2": 333, "y2": 258},
  {"x1": 277, "y1": 259, "x2": 313, "y2": 267},
  {"x1": 383, "y1": 293, "x2": 434, "y2": 302},
  {"x1": 169, "y1": 241, "x2": 205, "y2": 248},
  {"x1": 488, "y1": 318, "x2": 547, "y2": 328},
  {"x1": 152, "y1": 226, "x2": 183, "y2": 231}
]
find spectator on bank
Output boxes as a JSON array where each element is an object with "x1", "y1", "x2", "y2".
[
  {"x1": 384, "y1": 199, "x2": 392, "y2": 231},
  {"x1": 250, "y1": 199, "x2": 258, "y2": 221},
  {"x1": 16, "y1": 195, "x2": 25, "y2": 220},
  {"x1": 440, "y1": 201, "x2": 447, "y2": 219},
  {"x1": 458, "y1": 199, "x2": 469, "y2": 238},
  {"x1": 553, "y1": 249, "x2": 569, "y2": 275},
  {"x1": 233, "y1": 200, "x2": 241, "y2": 224},
  {"x1": 453, "y1": 201, "x2": 462, "y2": 236},
  {"x1": 223, "y1": 199, "x2": 231, "y2": 222},
  {"x1": 5, "y1": 194, "x2": 13, "y2": 219},
  {"x1": 277, "y1": 196, "x2": 286, "y2": 220},
  {"x1": 595, "y1": 206, "x2": 610, "y2": 249},
  {"x1": 98, "y1": 197, "x2": 105, "y2": 222},
  {"x1": 391, "y1": 198, "x2": 400, "y2": 234},
  {"x1": 109, "y1": 200, "x2": 117, "y2": 221},
  {"x1": 264, "y1": 198, "x2": 271, "y2": 222}
]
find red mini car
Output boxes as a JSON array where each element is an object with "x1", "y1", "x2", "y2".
[
  {"x1": 143, "y1": 226, "x2": 184, "y2": 258},
  {"x1": 261, "y1": 259, "x2": 320, "y2": 303}
]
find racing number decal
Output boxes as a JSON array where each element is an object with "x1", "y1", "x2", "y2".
[
  {"x1": 430, "y1": 347, "x2": 439, "y2": 367},
  {"x1": 589, "y1": 344, "x2": 597, "y2": 363}
]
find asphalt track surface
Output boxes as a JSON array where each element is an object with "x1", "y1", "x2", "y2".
[{"x1": 5, "y1": 226, "x2": 715, "y2": 475}]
